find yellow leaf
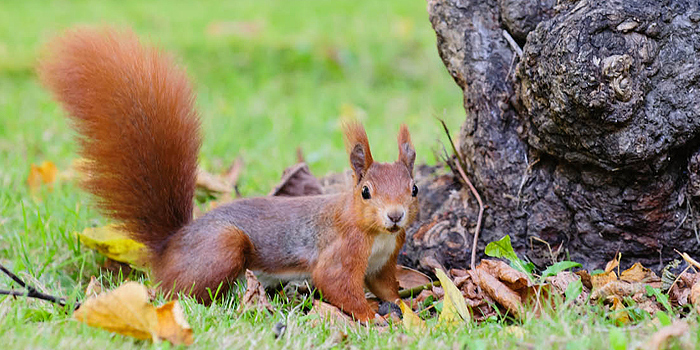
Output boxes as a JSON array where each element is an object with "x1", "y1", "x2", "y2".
[
  {"x1": 435, "y1": 268, "x2": 470, "y2": 327},
  {"x1": 610, "y1": 296, "x2": 630, "y2": 325},
  {"x1": 27, "y1": 161, "x2": 58, "y2": 191},
  {"x1": 73, "y1": 281, "x2": 158, "y2": 341},
  {"x1": 155, "y1": 301, "x2": 194, "y2": 345},
  {"x1": 77, "y1": 224, "x2": 147, "y2": 267},
  {"x1": 398, "y1": 300, "x2": 426, "y2": 332},
  {"x1": 503, "y1": 325, "x2": 525, "y2": 340},
  {"x1": 604, "y1": 253, "x2": 621, "y2": 273},
  {"x1": 73, "y1": 282, "x2": 193, "y2": 345},
  {"x1": 591, "y1": 271, "x2": 617, "y2": 290},
  {"x1": 620, "y1": 262, "x2": 661, "y2": 284}
]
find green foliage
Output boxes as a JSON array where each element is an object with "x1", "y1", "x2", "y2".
[
  {"x1": 645, "y1": 285, "x2": 673, "y2": 313},
  {"x1": 541, "y1": 261, "x2": 582, "y2": 279},
  {"x1": 484, "y1": 235, "x2": 534, "y2": 276},
  {"x1": 565, "y1": 279, "x2": 583, "y2": 304}
]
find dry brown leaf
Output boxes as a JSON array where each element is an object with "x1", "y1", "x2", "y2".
[
  {"x1": 590, "y1": 280, "x2": 645, "y2": 301},
  {"x1": 546, "y1": 271, "x2": 589, "y2": 303},
  {"x1": 196, "y1": 168, "x2": 232, "y2": 197},
  {"x1": 73, "y1": 282, "x2": 193, "y2": 345},
  {"x1": 605, "y1": 253, "x2": 621, "y2": 273},
  {"x1": 269, "y1": 163, "x2": 323, "y2": 197},
  {"x1": 396, "y1": 265, "x2": 431, "y2": 290},
  {"x1": 308, "y1": 300, "x2": 355, "y2": 327},
  {"x1": 470, "y1": 267, "x2": 523, "y2": 319},
  {"x1": 691, "y1": 278, "x2": 700, "y2": 315},
  {"x1": 155, "y1": 301, "x2": 194, "y2": 345},
  {"x1": 620, "y1": 262, "x2": 661, "y2": 286},
  {"x1": 478, "y1": 259, "x2": 531, "y2": 290},
  {"x1": 84, "y1": 276, "x2": 102, "y2": 298},
  {"x1": 240, "y1": 270, "x2": 274, "y2": 313},
  {"x1": 27, "y1": 161, "x2": 58, "y2": 191},
  {"x1": 648, "y1": 320, "x2": 689, "y2": 350},
  {"x1": 414, "y1": 289, "x2": 437, "y2": 307}
]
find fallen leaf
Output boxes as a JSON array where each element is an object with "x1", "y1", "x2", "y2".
[
  {"x1": 691, "y1": 278, "x2": 700, "y2": 315},
  {"x1": 155, "y1": 301, "x2": 194, "y2": 345},
  {"x1": 471, "y1": 265, "x2": 523, "y2": 319},
  {"x1": 478, "y1": 259, "x2": 531, "y2": 291},
  {"x1": 399, "y1": 300, "x2": 426, "y2": 332},
  {"x1": 240, "y1": 270, "x2": 274, "y2": 313},
  {"x1": 590, "y1": 270, "x2": 617, "y2": 290},
  {"x1": 27, "y1": 161, "x2": 58, "y2": 191},
  {"x1": 308, "y1": 300, "x2": 355, "y2": 327},
  {"x1": 503, "y1": 325, "x2": 525, "y2": 340},
  {"x1": 590, "y1": 280, "x2": 645, "y2": 301},
  {"x1": 269, "y1": 163, "x2": 323, "y2": 197},
  {"x1": 620, "y1": 262, "x2": 661, "y2": 286},
  {"x1": 73, "y1": 281, "x2": 193, "y2": 345},
  {"x1": 647, "y1": 320, "x2": 689, "y2": 350},
  {"x1": 396, "y1": 265, "x2": 431, "y2": 290},
  {"x1": 605, "y1": 254, "x2": 621, "y2": 273},
  {"x1": 85, "y1": 276, "x2": 102, "y2": 298},
  {"x1": 76, "y1": 224, "x2": 147, "y2": 268},
  {"x1": 196, "y1": 168, "x2": 232, "y2": 199},
  {"x1": 609, "y1": 296, "x2": 630, "y2": 325},
  {"x1": 435, "y1": 268, "x2": 470, "y2": 326},
  {"x1": 546, "y1": 271, "x2": 588, "y2": 304}
]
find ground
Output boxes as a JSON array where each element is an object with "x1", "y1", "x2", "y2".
[{"x1": 0, "y1": 0, "x2": 697, "y2": 349}]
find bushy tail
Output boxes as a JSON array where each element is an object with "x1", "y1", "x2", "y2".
[{"x1": 38, "y1": 27, "x2": 201, "y2": 254}]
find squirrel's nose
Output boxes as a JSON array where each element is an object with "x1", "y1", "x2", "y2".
[{"x1": 387, "y1": 211, "x2": 404, "y2": 224}]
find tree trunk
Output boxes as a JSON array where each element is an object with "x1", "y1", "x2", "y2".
[{"x1": 400, "y1": 0, "x2": 700, "y2": 274}]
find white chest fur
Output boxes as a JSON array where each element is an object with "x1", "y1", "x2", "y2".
[{"x1": 366, "y1": 233, "x2": 397, "y2": 276}]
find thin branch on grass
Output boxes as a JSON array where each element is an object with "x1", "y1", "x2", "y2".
[
  {"x1": 439, "y1": 119, "x2": 484, "y2": 271},
  {"x1": 0, "y1": 263, "x2": 78, "y2": 309},
  {"x1": 398, "y1": 281, "x2": 441, "y2": 299}
]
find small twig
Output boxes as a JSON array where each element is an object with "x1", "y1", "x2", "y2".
[
  {"x1": 439, "y1": 119, "x2": 484, "y2": 270},
  {"x1": 398, "y1": 281, "x2": 442, "y2": 299},
  {"x1": 676, "y1": 249, "x2": 700, "y2": 270},
  {"x1": 0, "y1": 263, "x2": 77, "y2": 309},
  {"x1": 502, "y1": 29, "x2": 523, "y2": 58},
  {"x1": 666, "y1": 264, "x2": 692, "y2": 294},
  {"x1": 529, "y1": 236, "x2": 555, "y2": 265}
]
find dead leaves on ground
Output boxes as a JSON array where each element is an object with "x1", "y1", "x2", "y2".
[{"x1": 73, "y1": 282, "x2": 193, "y2": 345}]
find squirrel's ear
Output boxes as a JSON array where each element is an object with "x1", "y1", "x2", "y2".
[
  {"x1": 397, "y1": 124, "x2": 415, "y2": 173},
  {"x1": 343, "y1": 121, "x2": 374, "y2": 182}
]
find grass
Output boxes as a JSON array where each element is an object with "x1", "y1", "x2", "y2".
[{"x1": 0, "y1": 0, "x2": 697, "y2": 349}]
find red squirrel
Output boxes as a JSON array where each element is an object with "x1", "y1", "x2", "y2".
[{"x1": 38, "y1": 27, "x2": 418, "y2": 322}]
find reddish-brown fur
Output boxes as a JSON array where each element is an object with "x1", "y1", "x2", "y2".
[
  {"x1": 39, "y1": 26, "x2": 418, "y2": 322},
  {"x1": 37, "y1": 27, "x2": 200, "y2": 255}
]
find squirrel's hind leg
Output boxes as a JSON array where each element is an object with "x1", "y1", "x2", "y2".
[{"x1": 154, "y1": 226, "x2": 254, "y2": 304}]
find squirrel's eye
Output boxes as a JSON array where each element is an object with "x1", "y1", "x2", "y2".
[
  {"x1": 361, "y1": 186, "x2": 371, "y2": 200},
  {"x1": 411, "y1": 184, "x2": 418, "y2": 197}
]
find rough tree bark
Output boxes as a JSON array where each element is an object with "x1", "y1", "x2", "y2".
[{"x1": 400, "y1": 0, "x2": 700, "y2": 273}]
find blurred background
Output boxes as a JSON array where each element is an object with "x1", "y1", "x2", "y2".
[{"x1": 0, "y1": 0, "x2": 463, "y2": 195}]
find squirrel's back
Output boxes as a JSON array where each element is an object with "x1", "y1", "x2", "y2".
[{"x1": 38, "y1": 27, "x2": 201, "y2": 254}]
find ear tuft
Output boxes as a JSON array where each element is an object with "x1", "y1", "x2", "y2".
[
  {"x1": 397, "y1": 124, "x2": 415, "y2": 173},
  {"x1": 342, "y1": 121, "x2": 373, "y2": 182}
]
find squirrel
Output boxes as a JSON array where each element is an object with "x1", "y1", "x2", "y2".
[{"x1": 38, "y1": 27, "x2": 418, "y2": 322}]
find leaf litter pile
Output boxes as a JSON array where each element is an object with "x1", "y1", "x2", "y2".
[{"x1": 7, "y1": 158, "x2": 700, "y2": 347}]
